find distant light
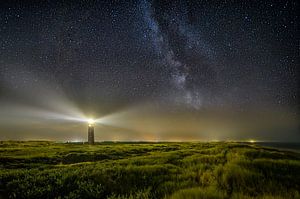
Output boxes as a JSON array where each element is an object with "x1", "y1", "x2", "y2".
[
  {"x1": 71, "y1": 139, "x2": 83, "y2": 143},
  {"x1": 88, "y1": 118, "x2": 95, "y2": 125},
  {"x1": 249, "y1": 139, "x2": 256, "y2": 143}
]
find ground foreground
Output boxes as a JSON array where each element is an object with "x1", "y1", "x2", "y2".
[{"x1": 0, "y1": 141, "x2": 299, "y2": 199}]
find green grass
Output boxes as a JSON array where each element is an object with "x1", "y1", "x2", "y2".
[{"x1": 0, "y1": 141, "x2": 299, "y2": 199}]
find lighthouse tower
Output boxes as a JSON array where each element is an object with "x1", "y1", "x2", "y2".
[{"x1": 88, "y1": 120, "x2": 95, "y2": 144}]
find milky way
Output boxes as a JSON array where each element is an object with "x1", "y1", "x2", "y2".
[
  {"x1": 141, "y1": 0, "x2": 218, "y2": 109},
  {"x1": 138, "y1": 0, "x2": 297, "y2": 110}
]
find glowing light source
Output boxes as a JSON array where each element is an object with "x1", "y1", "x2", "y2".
[
  {"x1": 88, "y1": 118, "x2": 95, "y2": 125},
  {"x1": 249, "y1": 139, "x2": 256, "y2": 143}
]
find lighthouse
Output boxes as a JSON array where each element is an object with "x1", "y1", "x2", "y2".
[{"x1": 87, "y1": 119, "x2": 95, "y2": 144}]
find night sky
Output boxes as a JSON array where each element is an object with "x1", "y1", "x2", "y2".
[{"x1": 0, "y1": 0, "x2": 299, "y2": 141}]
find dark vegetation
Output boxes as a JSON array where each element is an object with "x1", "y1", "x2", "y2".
[{"x1": 0, "y1": 141, "x2": 299, "y2": 199}]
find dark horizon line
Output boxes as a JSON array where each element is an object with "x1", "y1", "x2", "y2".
[{"x1": 1, "y1": 140, "x2": 300, "y2": 143}]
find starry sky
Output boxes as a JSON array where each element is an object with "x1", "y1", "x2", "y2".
[{"x1": 0, "y1": 0, "x2": 299, "y2": 141}]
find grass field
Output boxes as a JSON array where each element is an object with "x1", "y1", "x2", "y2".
[{"x1": 0, "y1": 141, "x2": 299, "y2": 199}]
